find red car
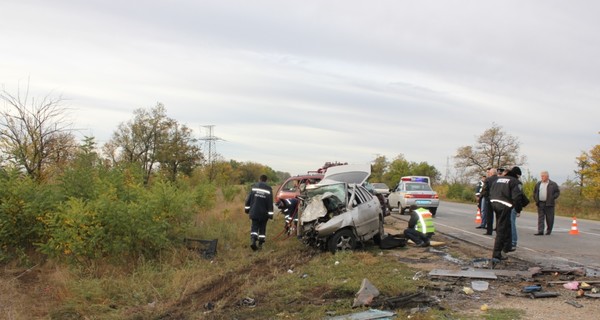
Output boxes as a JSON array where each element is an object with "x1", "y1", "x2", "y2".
[{"x1": 275, "y1": 173, "x2": 323, "y2": 203}]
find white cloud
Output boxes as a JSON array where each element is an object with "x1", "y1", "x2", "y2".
[{"x1": 1, "y1": 0, "x2": 599, "y2": 183}]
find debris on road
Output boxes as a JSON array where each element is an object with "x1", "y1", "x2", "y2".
[
  {"x1": 563, "y1": 281, "x2": 580, "y2": 290},
  {"x1": 530, "y1": 291, "x2": 560, "y2": 299},
  {"x1": 565, "y1": 300, "x2": 584, "y2": 308},
  {"x1": 429, "y1": 269, "x2": 497, "y2": 280},
  {"x1": 471, "y1": 280, "x2": 489, "y2": 291}
]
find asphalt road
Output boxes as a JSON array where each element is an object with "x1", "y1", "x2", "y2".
[{"x1": 394, "y1": 201, "x2": 600, "y2": 274}]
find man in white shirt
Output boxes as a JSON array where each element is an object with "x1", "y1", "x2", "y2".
[{"x1": 532, "y1": 171, "x2": 560, "y2": 235}]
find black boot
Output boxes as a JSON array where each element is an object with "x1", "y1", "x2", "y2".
[
  {"x1": 250, "y1": 238, "x2": 258, "y2": 251},
  {"x1": 258, "y1": 241, "x2": 264, "y2": 250}
]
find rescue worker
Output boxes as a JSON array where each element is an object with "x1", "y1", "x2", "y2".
[
  {"x1": 488, "y1": 170, "x2": 523, "y2": 261},
  {"x1": 245, "y1": 175, "x2": 274, "y2": 251},
  {"x1": 475, "y1": 174, "x2": 486, "y2": 229},
  {"x1": 403, "y1": 205, "x2": 435, "y2": 247},
  {"x1": 276, "y1": 197, "x2": 299, "y2": 234}
]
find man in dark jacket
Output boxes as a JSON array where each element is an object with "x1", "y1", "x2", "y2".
[
  {"x1": 245, "y1": 175, "x2": 274, "y2": 251},
  {"x1": 533, "y1": 171, "x2": 560, "y2": 235},
  {"x1": 488, "y1": 171, "x2": 523, "y2": 261}
]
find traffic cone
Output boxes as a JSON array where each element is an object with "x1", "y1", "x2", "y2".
[
  {"x1": 475, "y1": 208, "x2": 482, "y2": 224},
  {"x1": 569, "y1": 216, "x2": 579, "y2": 235}
]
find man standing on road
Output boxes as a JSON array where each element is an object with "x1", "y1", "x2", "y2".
[
  {"x1": 245, "y1": 175, "x2": 274, "y2": 251},
  {"x1": 533, "y1": 171, "x2": 560, "y2": 235},
  {"x1": 480, "y1": 168, "x2": 498, "y2": 235},
  {"x1": 489, "y1": 170, "x2": 523, "y2": 261}
]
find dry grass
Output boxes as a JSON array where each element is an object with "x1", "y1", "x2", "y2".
[{"x1": 0, "y1": 186, "x2": 428, "y2": 319}]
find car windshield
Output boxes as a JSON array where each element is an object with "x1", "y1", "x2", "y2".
[
  {"x1": 406, "y1": 183, "x2": 432, "y2": 192},
  {"x1": 372, "y1": 183, "x2": 388, "y2": 189},
  {"x1": 307, "y1": 183, "x2": 347, "y2": 204}
]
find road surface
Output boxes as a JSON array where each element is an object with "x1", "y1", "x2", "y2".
[{"x1": 393, "y1": 201, "x2": 600, "y2": 274}]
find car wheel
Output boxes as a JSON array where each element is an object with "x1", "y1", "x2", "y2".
[
  {"x1": 398, "y1": 203, "x2": 404, "y2": 215},
  {"x1": 328, "y1": 229, "x2": 357, "y2": 253},
  {"x1": 429, "y1": 207, "x2": 437, "y2": 216},
  {"x1": 373, "y1": 215, "x2": 385, "y2": 246}
]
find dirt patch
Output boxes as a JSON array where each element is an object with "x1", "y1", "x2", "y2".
[{"x1": 156, "y1": 249, "x2": 317, "y2": 319}]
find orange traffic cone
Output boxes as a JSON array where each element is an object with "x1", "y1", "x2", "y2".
[
  {"x1": 569, "y1": 216, "x2": 579, "y2": 235},
  {"x1": 475, "y1": 208, "x2": 482, "y2": 224}
]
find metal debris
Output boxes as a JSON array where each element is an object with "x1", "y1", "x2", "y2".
[
  {"x1": 429, "y1": 269, "x2": 497, "y2": 280},
  {"x1": 327, "y1": 309, "x2": 396, "y2": 320}
]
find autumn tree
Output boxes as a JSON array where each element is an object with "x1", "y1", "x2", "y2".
[
  {"x1": 0, "y1": 86, "x2": 76, "y2": 181},
  {"x1": 454, "y1": 123, "x2": 526, "y2": 179},
  {"x1": 382, "y1": 154, "x2": 441, "y2": 187},
  {"x1": 579, "y1": 134, "x2": 600, "y2": 204},
  {"x1": 370, "y1": 155, "x2": 389, "y2": 182},
  {"x1": 104, "y1": 104, "x2": 202, "y2": 184}
]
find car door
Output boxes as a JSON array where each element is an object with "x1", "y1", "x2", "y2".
[{"x1": 350, "y1": 185, "x2": 381, "y2": 236}]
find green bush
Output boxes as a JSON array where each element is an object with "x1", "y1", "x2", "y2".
[
  {"x1": 0, "y1": 170, "x2": 60, "y2": 261},
  {"x1": 221, "y1": 185, "x2": 241, "y2": 203},
  {"x1": 40, "y1": 179, "x2": 198, "y2": 264}
]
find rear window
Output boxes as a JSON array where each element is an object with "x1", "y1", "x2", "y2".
[{"x1": 406, "y1": 183, "x2": 432, "y2": 192}]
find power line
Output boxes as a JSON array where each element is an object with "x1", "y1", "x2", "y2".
[{"x1": 199, "y1": 125, "x2": 224, "y2": 181}]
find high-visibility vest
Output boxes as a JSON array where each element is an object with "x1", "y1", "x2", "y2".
[{"x1": 415, "y1": 208, "x2": 435, "y2": 234}]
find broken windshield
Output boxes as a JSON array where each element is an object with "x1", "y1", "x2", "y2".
[{"x1": 307, "y1": 183, "x2": 347, "y2": 205}]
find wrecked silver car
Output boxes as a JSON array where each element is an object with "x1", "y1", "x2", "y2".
[{"x1": 298, "y1": 164, "x2": 385, "y2": 253}]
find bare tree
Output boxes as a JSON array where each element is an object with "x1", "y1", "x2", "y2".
[
  {"x1": 454, "y1": 123, "x2": 526, "y2": 178},
  {"x1": 0, "y1": 85, "x2": 75, "y2": 181}
]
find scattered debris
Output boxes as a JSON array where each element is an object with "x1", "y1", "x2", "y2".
[
  {"x1": 541, "y1": 267, "x2": 586, "y2": 276},
  {"x1": 184, "y1": 238, "x2": 218, "y2": 259},
  {"x1": 565, "y1": 300, "x2": 584, "y2": 308},
  {"x1": 239, "y1": 297, "x2": 256, "y2": 308},
  {"x1": 287, "y1": 269, "x2": 294, "y2": 274},
  {"x1": 429, "y1": 269, "x2": 497, "y2": 280},
  {"x1": 371, "y1": 292, "x2": 436, "y2": 309},
  {"x1": 462, "y1": 287, "x2": 474, "y2": 295},
  {"x1": 352, "y1": 279, "x2": 380, "y2": 308},
  {"x1": 563, "y1": 281, "x2": 580, "y2": 290},
  {"x1": 379, "y1": 234, "x2": 407, "y2": 249},
  {"x1": 584, "y1": 293, "x2": 600, "y2": 299},
  {"x1": 522, "y1": 285, "x2": 542, "y2": 293},
  {"x1": 471, "y1": 281, "x2": 489, "y2": 291},
  {"x1": 480, "y1": 304, "x2": 489, "y2": 311},
  {"x1": 335, "y1": 261, "x2": 340, "y2": 266},
  {"x1": 203, "y1": 302, "x2": 214, "y2": 310},
  {"x1": 530, "y1": 292, "x2": 560, "y2": 299},
  {"x1": 327, "y1": 309, "x2": 396, "y2": 320},
  {"x1": 412, "y1": 271, "x2": 424, "y2": 281}
]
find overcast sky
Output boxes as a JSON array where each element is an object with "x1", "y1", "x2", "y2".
[{"x1": 2, "y1": 0, "x2": 599, "y2": 183}]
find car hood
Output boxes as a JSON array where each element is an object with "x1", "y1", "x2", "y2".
[{"x1": 318, "y1": 164, "x2": 371, "y2": 186}]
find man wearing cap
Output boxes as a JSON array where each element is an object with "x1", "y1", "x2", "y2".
[
  {"x1": 533, "y1": 171, "x2": 560, "y2": 235},
  {"x1": 488, "y1": 168, "x2": 523, "y2": 260}
]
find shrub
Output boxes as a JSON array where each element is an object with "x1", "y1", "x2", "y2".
[{"x1": 0, "y1": 169, "x2": 60, "y2": 262}]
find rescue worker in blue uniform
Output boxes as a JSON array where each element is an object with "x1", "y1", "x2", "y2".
[
  {"x1": 245, "y1": 175, "x2": 274, "y2": 251},
  {"x1": 404, "y1": 205, "x2": 434, "y2": 247},
  {"x1": 488, "y1": 170, "x2": 523, "y2": 260},
  {"x1": 276, "y1": 197, "x2": 299, "y2": 234}
]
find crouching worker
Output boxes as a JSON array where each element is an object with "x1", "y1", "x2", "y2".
[
  {"x1": 404, "y1": 205, "x2": 435, "y2": 247},
  {"x1": 276, "y1": 197, "x2": 299, "y2": 235},
  {"x1": 245, "y1": 175, "x2": 274, "y2": 251}
]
